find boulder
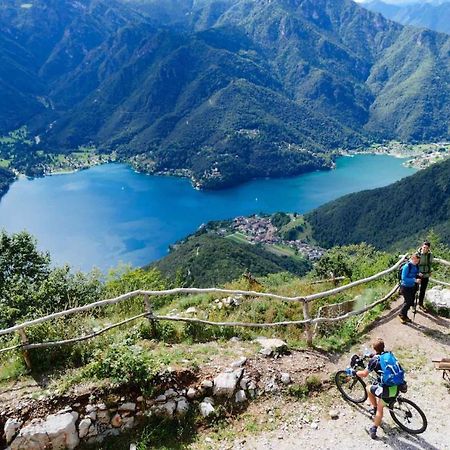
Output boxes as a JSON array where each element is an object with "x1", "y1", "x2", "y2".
[
  {"x1": 426, "y1": 286, "x2": 450, "y2": 310},
  {"x1": 199, "y1": 401, "x2": 215, "y2": 418},
  {"x1": 186, "y1": 387, "x2": 198, "y2": 400},
  {"x1": 78, "y1": 418, "x2": 91, "y2": 439},
  {"x1": 231, "y1": 357, "x2": 247, "y2": 368},
  {"x1": 280, "y1": 373, "x2": 291, "y2": 385},
  {"x1": 176, "y1": 398, "x2": 190, "y2": 416},
  {"x1": 235, "y1": 390, "x2": 247, "y2": 403},
  {"x1": 11, "y1": 413, "x2": 79, "y2": 450},
  {"x1": 118, "y1": 402, "x2": 136, "y2": 413},
  {"x1": 10, "y1": 419, "x2": 49, "y2": 450},
  {"x1": 121, "y1": 417, "x2": 135, "y2": 430},
  {"x1": 111, "y1": 413, "x2": 122, "y2": 428},
  {"x1": 4, "y1": 418, "x2": 22, "y2": 444},
  {"x1": 255, "y1": 338, "x2": 288, "y2": 357},
  {"x1": 185, "y1": 307, "x2": 197, "y2": 314},
  {"x1": 213, "y1": 372, "x2": 240, "y2": 398}
]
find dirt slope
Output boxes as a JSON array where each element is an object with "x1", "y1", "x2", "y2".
[{"x1": 194, "y1": 299, "x2": 450, "y2": 450}]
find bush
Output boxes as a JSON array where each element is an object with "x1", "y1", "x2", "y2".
[{"x1": 84, "y1": 344, "x2": 159, "y2": 385}]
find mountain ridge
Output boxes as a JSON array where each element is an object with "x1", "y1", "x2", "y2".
[{"x1": 1, "y1": 0, "x2": 450, "y2": 188}]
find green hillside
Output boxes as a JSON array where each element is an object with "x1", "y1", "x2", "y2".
[
  {"x1": 151, "y1": 233, "x2": 312, "y2": 287},
  {"x1": 305, "y1": 158, "x2": 450, "y2": 249},
  {"x1": 0, "y1": 167, "x2": 15, "y2": 198}
]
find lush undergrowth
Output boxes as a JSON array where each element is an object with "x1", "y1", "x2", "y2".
[{"x1": 1, "y1": 232, "x2": 449, "y2": 397}]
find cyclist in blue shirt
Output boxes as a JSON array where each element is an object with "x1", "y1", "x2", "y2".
[{"x1": 349, "y1": 338, "x2": 401, "y2": 439}]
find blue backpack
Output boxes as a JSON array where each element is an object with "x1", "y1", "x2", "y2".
[{"x1": 379, "y1": 352, "x2": 405, "y2": 386}]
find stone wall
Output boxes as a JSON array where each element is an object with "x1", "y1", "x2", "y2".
[{"x1": 2, "y1": 340, "x2": 291, "y2": 450}]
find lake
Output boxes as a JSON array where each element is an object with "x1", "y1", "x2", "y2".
[{"x1": 0, "y1": 154, "x2": 416, "y2": 272}]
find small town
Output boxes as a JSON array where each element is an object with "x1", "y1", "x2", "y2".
[{"x1": 217, "y1": 215, "x2": 325, "y2": 260}]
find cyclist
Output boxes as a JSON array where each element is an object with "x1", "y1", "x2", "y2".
[{"x1": 347, "y1": 338, "x2": 403, "y2": 439}]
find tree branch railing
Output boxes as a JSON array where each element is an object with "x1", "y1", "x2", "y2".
[
  {"x1": 0, "y1": 254, "x2": 408, "y2": 338},
  {"x1": 1, "y1": 254, "x2": 449, "y2": 356}
]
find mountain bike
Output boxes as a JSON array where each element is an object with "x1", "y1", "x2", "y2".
[{"x1": 335, "y1": 354, "x2": 427, "y2": 434}]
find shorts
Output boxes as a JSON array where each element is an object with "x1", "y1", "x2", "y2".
[{"x1": 370, "y1": 384, "x2": 398, "y2": 404}]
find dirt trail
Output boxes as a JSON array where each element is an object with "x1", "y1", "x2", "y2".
[{"x1": 203, "y1": 299, "x2": 450, "y2": 450}]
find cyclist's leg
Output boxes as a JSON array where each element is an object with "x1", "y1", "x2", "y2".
[
  {"x1": 374, "y1": 398, "x2": 384, "y2": 427},
  {"x1": 367, "y1": 385, "x2": 377, "y2": 409}
]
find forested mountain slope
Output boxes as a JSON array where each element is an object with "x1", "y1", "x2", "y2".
[
  {"x1": 151, "y1": 233, "x2": 312, "y2": 287},
  {"x1": 1, "y1": 0, "x2": 450, "y2": 188},
  {"x1": 305, "y1": 158, "x2": 450, "y2": 249}
]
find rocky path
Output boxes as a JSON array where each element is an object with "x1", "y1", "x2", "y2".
[{"x1": 195, "y1": 299, "x2": 450, "y2": 450}]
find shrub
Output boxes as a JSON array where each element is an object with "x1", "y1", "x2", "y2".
[{"x1": 84, "y1": 343, "x2": 158, "y2": 385}]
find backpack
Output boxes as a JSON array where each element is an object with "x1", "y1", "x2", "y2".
[
  {"x1": 397, "y1": 261, "x2": 412, "y2": 283},
  {"x1": 379, "y1": 352, "x2": 405, "y2": 387}
]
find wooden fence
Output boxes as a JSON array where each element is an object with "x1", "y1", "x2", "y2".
[{"x1": 1, "y1": 255, "x2": 449, "y2": 368}]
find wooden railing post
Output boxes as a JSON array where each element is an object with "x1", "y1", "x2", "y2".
[
  {"x1": 18, "y1": 329, "x2": 32, "y2": 371},
  {"x1": 143, "y1": 294, "x2": 157, "y2": 336},
  {"x1": 303, "y1": 302, "x2": 314, "y2": 347}
]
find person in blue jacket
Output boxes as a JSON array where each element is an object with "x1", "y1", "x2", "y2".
[{"x1": 399, "y1": 253, "x2": 421, "y2": 323}]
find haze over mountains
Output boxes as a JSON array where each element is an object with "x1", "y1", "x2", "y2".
[
  {"x1": 306, "y1": 157, "x2": 450, "y2": 249},
  {"x1": 362, "y1": 0, "x2": 450, "y2": 34},
  {"x1": 1, "y1": 0, "x2": 450, "y2": 188}
]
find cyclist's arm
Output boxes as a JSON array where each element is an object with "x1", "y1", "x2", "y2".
[{"x1": 356, "y1": 369, "x2": 369, "y2": 378}]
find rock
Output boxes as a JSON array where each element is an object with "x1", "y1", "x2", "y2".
[
  {"x1": 213, "y1": 372, "x2": 240, "y2": 398},
  {"x1": 96, "y1": 409, "x2": 110, "y2": 425},
  {"x1": 176, "y1": 398, "x2": 190, "y2": 416},
  {"x1": 186, "y1": 387, "x2": 198, "y2": 400},
  {"x1": 78, "y1": 418, "x2": 91, "y2": 439},
  {"x1": 87, "y1": 411, "x2": 97, "y2": 421},
  {"x1": 118, "y1": 402, "x2": 136, "y2": 413},
  {"x1": 200, "y1": 380, "x2": 213, "y2": 391},
  {"x1": 97, "y1": 403, "x2": 108, "y2": 411},
  {"x1": 426, "y1": 286, "x2": 450, "y2": 310},
  {"x1": 111, "y1": 413, "x2": 122, "y2": 428},
  {"x1": 122, "y1": 416, "x2": 135, "y2": 430},
  {"x1": 310, "y1": 422, "x2": 319, "y2": 430},
  {"x1": 153, "y1": 400, "x2": 176, "y2": 418},
  {"x1": 4, "y1": 418, "x2": 22, "y2": 444},
  {"x1": 85, "y1": 404, "x2": 97, "y2": 414},
  {"x1": 230, "y1": 337, "x2": 241, "y2": 342},
  {"x1": 239, "y1": 377, "x2": 250, "y2": 390},
  {"x1": 130, "y1": 444, "x2": 137, "y2": 450},
  {"x1": 280, "y1": 373, "x2": 291, "y2": 385},
  {"x1": 136, "y1": 396, "x2": 144, "y2": 403},
  {"x1": 231, "y1": 357, "x2": 247, "y2": 368},
  {"x1": 203, "y1": 396, "x2": 214, "y2": 404},
  {"x1": 10, "y1": 419, "x2": 49, "y2": 450},
  {"x1": 155, "y1": 394, "x2": 167, "y2": 402},
  {"x1": 199, "y1": 401, "x2": 215, "y2": 418},
  {"x1": 57, "y1": 406, "x2": 72, "y2": 415},
  {"x1": 164, "y1": 389, "x2": 177, "y2": 399},
  {"x1": 185, "y1": 307, "x2": 197, "y2": 314},
  {"x1": 11, "y1": 413, "x2": 79, "y2": 450},
  {"x1": 329, "y1": 409, "x2": 340, "y2": 420},
  {"x1": 255, "y1": 338, "x2": 288, "y2": 356},
  {"x1": 235, "y1": 390, "x2": 247, "y2": 403}
]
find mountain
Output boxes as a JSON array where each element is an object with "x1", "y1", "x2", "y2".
[
  {"x1": 363, "y1": 1, "x2": 450, "y2": 34},
  {"x1": 151, "y1": 232, "x2": 312, "y2": 287},
  {"x1": 0, "y1": 167, "x2": 15, "y2": 197},
  {"x1": 305, "y1": 157, "x2": 450, "y2": 249},
  {"x1": 1, "y1": 0, "x2": 450, "y2": 188}
]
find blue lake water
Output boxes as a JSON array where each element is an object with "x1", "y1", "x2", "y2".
[{"x1": 0, "y1": 154, "x2": 416, "y2": 272}]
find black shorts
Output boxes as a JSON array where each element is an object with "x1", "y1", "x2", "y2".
[{"x1": 370, "y1": 384, "x2": 398, "y2": 403}]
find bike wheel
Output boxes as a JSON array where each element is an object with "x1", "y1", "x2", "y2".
[
  {"x1": 389, "y1": 397, "x2": 428, "y2": 434},
  {"x1": 334, "y1": 370, "x2": 368, "y2": 403}
]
